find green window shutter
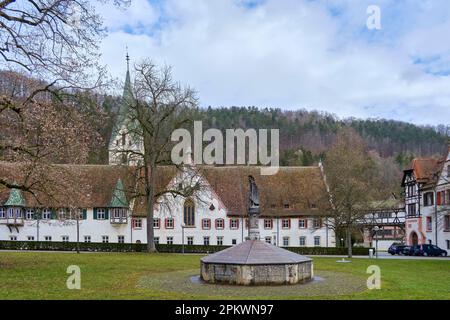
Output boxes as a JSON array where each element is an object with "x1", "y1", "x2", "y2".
[
  {"x1": 105, "y1": 209, "x2": 109, "y2": 219},
  {"x1": 51, "y1": 209, "x2": 57, "y2": 219},
  {"x1": 93, "y1": 208, "x2": 97, "y2": 220},
  {"x1": 82, "y1": 209, "x2": 87, "y2": 220}
]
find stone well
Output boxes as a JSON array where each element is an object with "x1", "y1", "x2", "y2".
[{"x1": 200, "y1": 240, "x2": 313, "y2": 285}]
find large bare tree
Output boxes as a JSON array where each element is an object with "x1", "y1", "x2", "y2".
[
  {"x1": 114, "y1": 60, "x2": 204, "y2": 253},
  {"x1": 324, "y1": 128, "x2": 377, "y2": 257},
  {"x1": 0, "y1": 0, "x2": 127, "y2": 193}
]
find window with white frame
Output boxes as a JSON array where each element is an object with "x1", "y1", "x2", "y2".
[
  {"x1": 10, "y1": 235, "x2": 17, "y2": 241},
  {"x1": 313, "y1": 218, "x2": 321, "y2": 229},
  {"x1": 299, "y1": 219, "x2": 307, "y2": 228},
  {"x1": 134, "y1": 218, "x2": 142, "y2": 229},
  {"x1": 42, "y1": 209, "x2": 51, "y2": 220},
  {"x1": 265, "y1": 236, "x2": 271, "y2": 244},
  {"x1": 27, "y1": 236, "x2": 34, "y2": 241},
  {"x1": 230, "y1": 219, "x2": 239, "y2": 229},
  {"x1": 118, "y1": 235, "x2": 125, "y2": 243},
  {"x1": 217, "y1": 236, "x2": 223, "y2": 245},
  {"x1": 282, "y1": 219, "x2": 290, "y2": 229},
  {"x1": 62, "y1": 236, "x2": 69, "y2": 242},
  {"x1": 44, "y1": 236, "x2": 52, "y2": 241},
  {"x1": 7, "y1": 208, "x2": 14, "y2": 218},
  {"x1": 232, "y1": 239, "x2": 237, "y2": 245},
  {"x1": 165, "y1": 217, "x2": 174, "y2": 229},
  {"x1": 97, "y1": 208, "x2": 106, "y2": 220},
  {"x1": 283, "y1": 236, "x2": 290, "y2": 246},
  {"x1": 26, "y1": 209, "x2": 34, "y2": 220},
  {"x1": 314, "y1": 236, "x2": 321, "y2": 246},
  {"x1": 264, "y1": 219, "x2": 273, "y2": 229},
  {"x1": 102, "y1": 235, "x2": 109, "y2": 243},
  {"x1": 58, "y1": 208, "x2": 67, "y2": 219},
  {"x1": 299, "y1": 236, "x2": 306, "y2": 246},
  {"x1": 187, "y1": 236, "x2": 194, "y2": 245},
  {"x1": 154, "y1": 237, "x2": 159, "y2": 245},
  {"x1": 0, "y1": 208, "x2": 5, "y2": 218},
  {"x1": 152, "y1": 218, "x2": 159, "y2": 228},
  {"x1": 203, "y1": 236, "x2": 210, "y2": 246},
  {"x1": 215, "y1": 218, "x2": 224, "y2": 229},
  {"x1": 84, "y1": 236, "x2": 91, "y2": 243},
  {"x1": 202, "y1": 219, "x2": 211, "y2": 230},
  {"x1": 16, "y1": 208, "x2": 23, "y2": 219},
  {"x1": 167, "y1": 236, "x2": 173, "y2": 245}
]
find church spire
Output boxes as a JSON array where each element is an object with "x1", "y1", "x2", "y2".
[{"x1": 123, "y1": 47, "x2": 132, "y2": 100}]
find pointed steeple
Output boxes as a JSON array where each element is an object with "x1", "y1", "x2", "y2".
[
  {"x1": 109, "y1": 50, "x2": 134, "y2": 149},
  {"x1": 123, "y1": 47, "x2": 132, "y2": 101},
  {"x1": 109, "y1": 179, "x2": 129, "y2": 208},
  {"x1": 5, "y1": 184, "x2": 26, "y2": 207}
]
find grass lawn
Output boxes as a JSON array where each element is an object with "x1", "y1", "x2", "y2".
[{"x1": 0, "y1": 251, "x2": 449, "y2": 299}]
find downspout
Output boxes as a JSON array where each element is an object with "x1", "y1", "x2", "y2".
[
  {"x1": 241, "y1": 216, "x2": 244, "y2": 243},
  {"x1": 434, "y1": 190, "x2": 438, "y2": 245},
  {"x1": 276, "y1": 217, "x2": 279, "y2": 246}
]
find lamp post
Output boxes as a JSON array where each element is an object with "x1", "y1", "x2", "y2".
[
  {"x1": 181, "y1": 223, "x2": 186, "y2": 254},
  {"x1": 373, "y1": 226, "x2": 380, "y2": 259}
]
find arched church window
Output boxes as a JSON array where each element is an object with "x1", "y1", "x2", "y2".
[{"x1": 183, "y1": 199, "x2": 195, "y2": 227}]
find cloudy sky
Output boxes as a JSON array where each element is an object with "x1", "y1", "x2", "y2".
[{"x1": 97, "y1": 0, "x2": 450, "y2": 126}]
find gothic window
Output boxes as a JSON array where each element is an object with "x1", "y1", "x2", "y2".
[
  {"x1": 183, "y1": 199, "x2": 195, "y2": 227},
  {"x1": 122, "y1": 133, "x2": 126, "y2": 146}
]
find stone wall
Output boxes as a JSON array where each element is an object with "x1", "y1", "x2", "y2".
[{"x1": 200, "y1": 261, "x2": 313, "y2": 285}]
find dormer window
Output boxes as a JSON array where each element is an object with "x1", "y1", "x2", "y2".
[
  {"x1": 26, "y1": 209, "x2": 34, "y2": 220},
  {"x1": 58, "y1": 208, "x2": 67, "y2": 219},
  {"x1": 42, "y1": 209, "x2": 51, "y2": 220}
]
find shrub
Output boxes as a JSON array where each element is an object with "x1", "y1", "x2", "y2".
[{"x1": 0, "y1": 240, "x2": 372, "y2": 255}]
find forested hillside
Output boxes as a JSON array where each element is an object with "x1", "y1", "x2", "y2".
[{"x1": 95, "y1": 103, "x2": 448, "y2": 167}]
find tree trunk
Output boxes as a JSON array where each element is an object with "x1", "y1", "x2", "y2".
[
  {"x1": 146, "y1": 164, "x2": 157, "y2": 253},
  {"x1": 346, "y1": 225, "x2": 352, "y2": 258}
]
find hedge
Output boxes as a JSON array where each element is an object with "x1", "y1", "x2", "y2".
[{"x1": 0, "y1": 240, "x2": 373, "y2": 255}]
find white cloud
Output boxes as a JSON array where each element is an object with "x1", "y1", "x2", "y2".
[{"x1": 98, "y1": 0, "x2": 450, "y2": 125}]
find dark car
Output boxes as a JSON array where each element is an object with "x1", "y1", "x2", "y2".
[
  {"x1": 388, "y1": 243, "x2": 407, "y2": 255},
  {"x1": 412, "y1": 244, "x2": 448, "y2": 257},
  {"x1": 402, "y1": 245, "x2": 414, "y2": 256}
]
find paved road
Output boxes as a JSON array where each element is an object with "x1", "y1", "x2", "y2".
[{"x1": 309, "y1": 252, "x2": 450, "y2": 261}]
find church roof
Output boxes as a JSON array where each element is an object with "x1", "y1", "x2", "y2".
[
  {"x1": 109, "y1": 66, "x2": 135, "y2": 147},
  {"x1": 201, "y1": 240, "x2": 311, "y2": 265},
  {"x1": 0, "y1": 162, "x2": 136, "y2": 208},
  {"x1": 132, "y1": 165, "x2": 331, "y2": 218},
  {"x1": 0, "y1": 162, "x2": 330, "y2": 218}
]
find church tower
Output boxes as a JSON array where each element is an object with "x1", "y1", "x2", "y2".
[{"x1": 109, "y1": 51, "x2": 143, "y2": 165}]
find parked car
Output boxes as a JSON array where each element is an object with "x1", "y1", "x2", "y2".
[
  {"x1": 388, "y1": 243, "x2": 407, "y2": 255},
  {"x1": 402, "y1": 245, "x2": 414, "y2": 256},
  {"x1": 412, "y1": 244, "x2": 448, "y2": 257}
]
